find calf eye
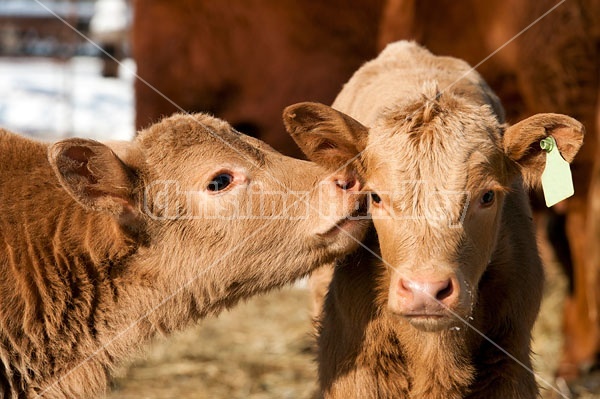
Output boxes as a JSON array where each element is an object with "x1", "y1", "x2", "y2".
[
  {"x1": 371, "y1": 192, "x2": 382, "y2": 205},
  {"x1": 207, "y1": 173, "x2": 233, "y2": 192},
  {"x1": 480, "y1": 190, "x2": 495, "y2": 206}
]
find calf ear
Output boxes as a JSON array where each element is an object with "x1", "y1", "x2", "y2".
[
  {"x1": 502, "y1": 113, "x2": 584, "y2": 187},
  {"x1": 49, "y1": 138, "x2": 138, "y2": 217},
  {"x1": 283, "y1": 102, "x2": 369, "y2": 171}
]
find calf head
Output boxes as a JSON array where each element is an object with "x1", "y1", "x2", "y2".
[
  {"x1": 284, "y1": 89, "x2": 584, "y2": 331},
  {"x1": 48, "y1": 113, "x2": 368, "y2": 303}
]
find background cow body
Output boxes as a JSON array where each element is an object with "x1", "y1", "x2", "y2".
[
  {"x1": 284, "y1": 42, "x2": 584, "y2": 398},
  {"x1": 0, "y1": 114, "x2": 367, "y2": 398},
  {"x1": 132, "y1": 0, "x2": 383, "y2": 157}
]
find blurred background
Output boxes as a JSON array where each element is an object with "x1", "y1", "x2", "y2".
[
  {"x1": 0, "y1": 0, "x2": 133, "y2": 141},
  {"x1": 1, "y1": 0, "x2": 599, "y2": 398}
]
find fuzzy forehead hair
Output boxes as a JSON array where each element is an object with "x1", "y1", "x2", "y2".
[
  {"x1": 364, "y1": 80, "x2": 511, "y2": 192},
  {"x1": 377, "y1": 80, "x2": 504, "y2": 141},
  {"x1": 409, "y1": 80, "x2": 444, "y2": 127}
]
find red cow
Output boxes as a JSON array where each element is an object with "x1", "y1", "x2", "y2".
[
  {"x1": 378, "y1": 0, "x2": 600, "y2": 381},
  {"x1": 132, "y1": 0, "x2": 384, "y2": 157}
]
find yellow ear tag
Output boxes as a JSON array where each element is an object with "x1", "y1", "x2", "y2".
[{"x1": 540, "y1": 136, "x2": 574, "y2": 207}]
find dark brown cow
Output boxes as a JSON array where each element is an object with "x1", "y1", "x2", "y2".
[
  {"x1": 378, "y1": 0, "x2": 600, "y2": 380},
  {"x1": 132, "y1": 0, "x2": 384, "y2": 157},
  {"x1": 285, "y1": 41, "x2": 585, "y2": 399},
  {"x1": 0, "y1": 113, "x2": 367, "y2": 398}
]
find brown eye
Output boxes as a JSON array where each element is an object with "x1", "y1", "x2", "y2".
[
  {"x1": 371, "y1": 192, "x2": 382, "y2": 205},
  {"x1": 480, "y1": 190, "x2": 495, "y2": 206},
  {"x1": 207, "y1": 173, "x2": 233, "y2": 192}
]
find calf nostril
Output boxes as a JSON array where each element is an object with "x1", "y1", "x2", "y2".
[
  {"x1": 335, "y1": 178, "x2": 357, "y2": 191},
  {"x1": 399, "y1": 279, "x2": 411, "y2": 294},
  {"x1": 435, "y1": 279, "x2": 453, "y2": 302}
]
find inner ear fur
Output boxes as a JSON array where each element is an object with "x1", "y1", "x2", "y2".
[
  {"x1": 503, "y1": 113, "x2": 584, "y2": 187},
  {"x1": 49, "y1": 138, "x2": 139, "y2": 216},
  {"x1": 283, "y1": 102, "x2": 369, "y2": 172}
]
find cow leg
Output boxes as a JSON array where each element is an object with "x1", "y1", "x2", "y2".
[
  {"x1": 558, "y1": 198, "x2": 600, "y2": 380},
  {"x1": 557, "y1": 75, "x2": 600, "y2": 378},
  {"x1": 581, "y1": 126, "x2": 600, "y2": 372},
  {"x1": 590, "y1": 97, "x2": 600, "y2": 372}
]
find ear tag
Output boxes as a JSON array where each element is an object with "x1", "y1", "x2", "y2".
[{"x1": 540, "y1": 136, "x2": 574, "y2": 207}]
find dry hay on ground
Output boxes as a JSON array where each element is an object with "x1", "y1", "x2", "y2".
[{"x1": 106, "y1": 223, "x2": 600, "y2": 398}]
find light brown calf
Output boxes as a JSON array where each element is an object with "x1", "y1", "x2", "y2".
[
  {"x1": 0, "y1": 113, "x2": 367, "y2": 398},
  {"x1": 284, "y1": 42, "x2": 584, "y2": 398},
  {"x1": 378, "y1": 1, "x2": 600, "y2": 379}
]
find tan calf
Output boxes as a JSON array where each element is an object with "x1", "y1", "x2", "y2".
[
  {"x1": 284, "y1": 41, "x2": 584, "y2": 398},
  {"x1": 0, "y1": 113, "x2": 368, "y2": 398}
]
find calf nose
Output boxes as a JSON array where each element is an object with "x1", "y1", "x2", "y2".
[
  {"x1": 397, "y1": 277, "x2": 459, "y2": 313},
  {"x1": 329, "y1": 174, "x2": 365, "y2": 216},
  {"x1": 333, "y1": 175, "x2": 360, "y2": 192}
]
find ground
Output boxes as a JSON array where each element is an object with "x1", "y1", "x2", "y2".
[{"x1": 105, "y1": 287, "x2": 317, "y2": 399}]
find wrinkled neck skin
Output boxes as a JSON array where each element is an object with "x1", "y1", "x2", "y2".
[
  {"x1": 0, "y1": 196, "x2": 277, "y2": 399},
  {"x1": 319, "y1": 183, "x2": 541, "y2": 399}
]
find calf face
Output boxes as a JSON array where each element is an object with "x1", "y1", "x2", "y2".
[
  {"x1": 48, "y1": 113, "x2": 368, "y2": 298},
  {"x1": 284, "y1": 97, "x2": 583, "y2": 332}
]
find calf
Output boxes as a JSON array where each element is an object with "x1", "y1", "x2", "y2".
[
  {"x1": 284, "y1": 41, "x2": 584, "y2": 398},
  {"x1": 378, "y1": 1, "x2": 600, "y2": 379},
  {"x1": 0, "y1": 113, "x2": 367, "y2": 398}
]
